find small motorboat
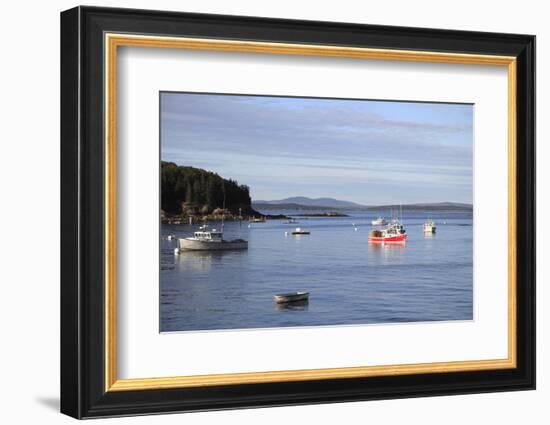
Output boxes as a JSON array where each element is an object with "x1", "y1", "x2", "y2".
[
  {"x1": 284, "y1": 218, "x2": 299, "y2": 224},
  {"x1": 291, "y1": 227, "x2": 310, "y2": 235},
  {"x1": 273, "y1": 292, "x2": 310, "y2": 304},
  {"x1": 423, "y1": 220, "x2": 436, "y2": 233},
  {"x1": 371, "y1": 217, "x2": 387, "y2": 226},
  {"x1": 250, "y1": 217, "x2": 266, "y2": 223}
]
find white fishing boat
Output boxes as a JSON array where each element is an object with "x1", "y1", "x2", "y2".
[
  {"x1": 423, "y1": 220, "x2": 437, "y2": 233},
  {"x1": 291, "y1": 227, "x2": 310, "y2": 235},
  {"x1": 371, "y1": 217, "x2": 387, "y2": 226},
  {"x1": 178, "y1": 225, "x2": 248, "y2": 251}
]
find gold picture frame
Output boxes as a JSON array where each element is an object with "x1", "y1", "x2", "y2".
[{"x1": 104, "y1": 33, "x2": 517, "y2": 392}]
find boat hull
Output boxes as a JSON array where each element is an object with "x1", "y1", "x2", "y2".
[
  {"x1": 368, "y1": 234, "x2": 407, "y2": 243},
  {"x1": 179, "y1": 238, "x2": 248, "y2": 251},
  {"x1": 274, "y1": 292, "x2": 309, "y2": 303}
]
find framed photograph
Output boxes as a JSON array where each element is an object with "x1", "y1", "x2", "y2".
[{"x1": 60, "y1": 6, "x2": 535, "y2": 419}]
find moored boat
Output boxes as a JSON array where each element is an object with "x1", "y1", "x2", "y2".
[
  {"x1": 423, "y1": 220, "x2": 436, "y2": 233},
  {"x1": 368, "y1": 219, "x2": 407, "y2": 243},
  {"x1": 273, "y1": 292, "x2": 309, "y2": 304},
  {"x1": 250, "y1": 216, "x2": 266, "y2": 223},
  {"x1": 178, "y1": 225, "x2": 248, "y2": 251},
  {"x1": 371, "y1": 217, "x2": 387, "y2": 226},
  {"x1": 291, "y1": 227, "x2": 310, "y2": 235}
]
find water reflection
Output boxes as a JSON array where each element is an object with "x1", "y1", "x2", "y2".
[
  {"x1": 173, "y1": 250, "x2": 246, "y2": 271},
  {"x1": 367, "y1": 242, "x2": 406, "y2": 266}
]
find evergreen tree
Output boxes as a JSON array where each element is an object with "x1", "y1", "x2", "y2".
[{"x1": 161, "y1": 161, "x2": 254, "y2": 215}]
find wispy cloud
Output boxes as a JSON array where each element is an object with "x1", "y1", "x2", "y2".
[{"x1": 161, "y1": 92, "x2": 473, "y2": 204}]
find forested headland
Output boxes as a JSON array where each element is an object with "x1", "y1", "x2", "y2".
[{"x1": 161, "y1": 161, "x2": 261, "y2": 220}]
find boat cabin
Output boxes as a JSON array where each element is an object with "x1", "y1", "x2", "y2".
[
  {"x1": 193, "y1": 230, "x2": 223, "y2": 241},
  {"x1": 387, "y1": 221, "x2": 406, "y2": 235}
]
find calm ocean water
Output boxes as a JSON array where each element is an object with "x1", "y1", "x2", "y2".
[{"x1": 160, "y1": 210, "x2": 473, "y2": 332}]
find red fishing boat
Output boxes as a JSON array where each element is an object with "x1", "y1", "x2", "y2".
[{"x1": 368, "y1": 219, "x2": 407, "y2": 243}]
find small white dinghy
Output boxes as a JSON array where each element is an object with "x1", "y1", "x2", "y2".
[{"x1": 273, "y1": 292, "x2": 310, "y2": 304}]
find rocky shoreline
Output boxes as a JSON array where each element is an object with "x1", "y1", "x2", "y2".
[
  {"x1": 295, "y1": 212, "x2": 349, "y2": 217},
  {"x1": 161, "y1": 208, "x2": 288, "y2": 224}
]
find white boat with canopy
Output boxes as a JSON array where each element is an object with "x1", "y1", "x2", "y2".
[{"x1": 178, "y1": 225, "x2": 248, "y2": 251}]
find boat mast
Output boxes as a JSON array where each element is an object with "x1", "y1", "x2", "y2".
[{"x1": 221, "y1": 182, "x2": 226, "y2": 233}]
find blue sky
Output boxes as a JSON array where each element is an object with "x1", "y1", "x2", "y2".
[{"x1": 161, "y1": 92, "x2": 473, "y2": 205}]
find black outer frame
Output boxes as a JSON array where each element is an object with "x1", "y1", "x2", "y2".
[{"x1": 60, "y1": 6, "x2": 535, "y2": 419}]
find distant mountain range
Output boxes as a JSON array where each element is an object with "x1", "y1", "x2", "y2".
[
  {"x1": 252, "y1": 197, "x2": 472, "y2": 211},
  {"x1": 363, "y1": 202, "x2": 473, "y2": 211},
  {"x1": 253, "y1": 197, "x2": 365, "y2": 208}
]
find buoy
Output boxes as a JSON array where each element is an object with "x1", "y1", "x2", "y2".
[
  {"x1": 174, "y1": 248, "x2": 180, "y2": 255},
  {"x1": 285, "y1": 231, "x2": 288, "y2": 236}
]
